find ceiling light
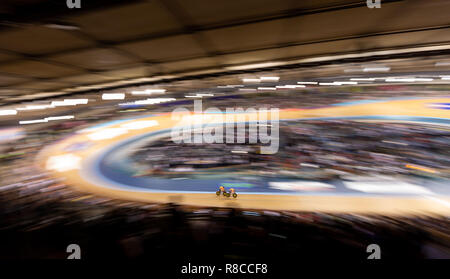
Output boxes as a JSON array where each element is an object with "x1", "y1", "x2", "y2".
[
  {"x1": 227, "y1": 62, "x2": 284, "y2": 71},
  {"x1": 276, "y1": 85, "x2": 294, "y2": 89},
  {"x1": 19, "y1": 119, "x2": 48, "y2": 125},
  {"x1": 257, "y1": 87, "x2": 277, "y2": 91},
  {"x1": 319, "y1": 82, "x2": 339, "y2": 86},
  {"x1": 435, "y1": 62, "x2": 450, "y2": 67},
  {"x1": 276, "y1": 85, "x2": 305, "y2": 89},
  {"x1": 196, "y1": 93, "x2": 214, "y2": 97},
  {"x1": 102, "y1": 93, "x2": 125, "y2": 100},
  {"x1": 0, "y1": 109, "x2": 17, "y2": 116},
  {"x1": 260, "y1": 76, "x2": 280, "y2": 81},
  {"x1": 385, "y1": 78, "x2": 415, "y2": 82},
  {"x1": 297, "y1": 82, "x2": 318, "y2": 85},
  {"x1": 51, "y1": 99, "x2": 88, "y2": 106},
  {"x1": 16, "y1": 104, "x2": 54, "y2": 111},
  {"x1": 45, "y1": 115, "x2": 74, "y2": 121},
  {"x1": 363, "y1": 67, "x2": 391, "y2": 72},
  {"x1": 385, "y1": 78, "x2": 433, "y2": 82},
  {"x1": 414, "y1": 78, "x2": 434, "y2": 82},
  {"x1": 131, "y1": 89, "x2": 166, "y2": 95},
  {"x1": 217, "y1": 85, "x2": 244, "y2": 88}
]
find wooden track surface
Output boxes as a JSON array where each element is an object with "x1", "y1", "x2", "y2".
[{"x1": 36, "y1": 98, "x2": 450, "y2": 215}]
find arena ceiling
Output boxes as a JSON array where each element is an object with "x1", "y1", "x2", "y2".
[{"x1": 0, "y1": 0, "x2": 450, "y2": 103}]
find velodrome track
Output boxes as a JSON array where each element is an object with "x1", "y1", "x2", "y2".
[{"x1": 36, "y1": 97, "x2": 450, "y2": 215}]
